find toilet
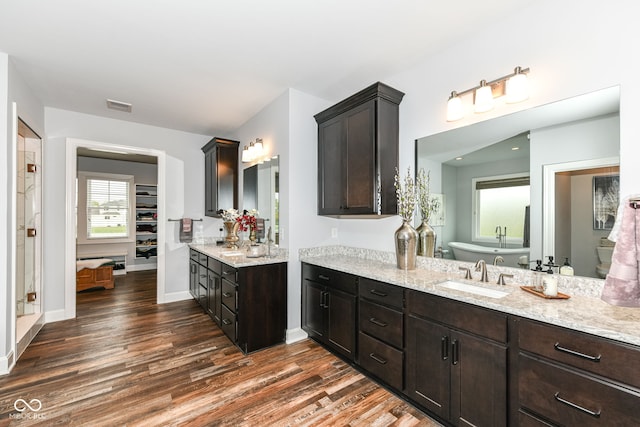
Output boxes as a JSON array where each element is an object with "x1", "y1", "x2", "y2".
[{"x1": 596, "y1": 238, "x2": 615, "y2": 279}]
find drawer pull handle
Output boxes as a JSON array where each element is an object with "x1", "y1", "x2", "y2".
[
  {"x1": 222, "y1": 319, "x2": 232, "y2": 326},
  {"x1": 369, "y1": 318, "x2": 388, "y2": 327},
  {"x1": 554, "y1": 342, "x2": 601, "y2": 362},
  {"x1": 554, "y1": 392, "x2": 601, "y2": 418},
  {"x1": 441, "y1": 336, "x2": 449, "y2": 360},
  {"x1": 369, "y1": 353, "x2": 387, "y2": 364},
  {"x1": 318, "y1": 274, "x2": 330, "y2": 281},
  {"x1": 222, "y1": 270, "x2": 234, "y2": 275},
  {"x1": 222, "y1": 292, "x2": 233, "y2": 298},
  {"x1": 369, "y1": 289, "x2": 388, "y2": 297}
]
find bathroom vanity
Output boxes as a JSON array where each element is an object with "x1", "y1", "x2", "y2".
[
  {"x1": 189, "y1": 244, "x2": 287, "y2": 354},
  {"x1": 300, "y1": 246, "x2": 640, "y2": 426}
]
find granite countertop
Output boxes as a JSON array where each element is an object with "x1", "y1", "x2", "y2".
[
  {"x1": 300, "y1": 249, "x2": 640, "y2": 348},
  {"x1": 190, "y1": 243, "x2": 288, "y2": 267}
]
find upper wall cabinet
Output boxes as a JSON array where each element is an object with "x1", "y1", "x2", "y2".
[
  {"x1": 202, "y1": 137, "x2": 240, "y2": 217},
  {"x1": 314, "y1": 82, "x2": 404, "y2": 218}
]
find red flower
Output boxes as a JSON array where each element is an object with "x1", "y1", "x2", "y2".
[{"x1": 237, "y1": 214, "x2": 257, "y2": 232}]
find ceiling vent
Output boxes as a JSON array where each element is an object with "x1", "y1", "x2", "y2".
[{"x1": 106, "y1": 99, "x2": 133, "y2": 113}]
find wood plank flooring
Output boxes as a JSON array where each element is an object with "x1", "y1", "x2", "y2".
[{"x1": 0, "y1": 270, "x2": 441, "y2": 426}]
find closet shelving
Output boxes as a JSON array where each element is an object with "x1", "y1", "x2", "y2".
[{"x1": 135, "y1": 184, "x2": 157, "y2": 259}]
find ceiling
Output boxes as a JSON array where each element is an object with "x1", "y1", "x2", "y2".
[{"x1": 1, "y1": 0, "x2": 537, "y2": 137}]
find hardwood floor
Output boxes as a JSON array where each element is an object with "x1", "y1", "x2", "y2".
[{"x1": 0, "y1": 270, "x2": 441, "y2": 426}]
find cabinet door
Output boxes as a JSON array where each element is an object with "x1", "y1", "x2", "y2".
[
  {"x1": 317, "y1": 115, "x2": 344, "y2": 215},
  {"x1": 207, "y1": 269, "x2": 216, "y2": 318},
  {"x1": 450, "y1": 329, "x2": 507, "y2": 427},
  {"x1": 405, "y1": 314, "x2": 451, "y2": 420},
  {"x1": 343, "y1": 100, "x2": 375, "y2": 213},
  {"x1": 302, "y1": 280, "x2": 326, "y2": 340},
  {"x1": 217, "y1": 143, "x2": 237, "y2": 212},
  {"x1": 326, "y1": 287, "x2": 357, "y2": 360},
  {"x1": 213, "y1": 273, "x2": 221, "y2": 325},
  {"x1": 204, "y1": 148, "x2": 216, "y2": 216},
  {"x1": 189, "y1": 259, "x2": 198, "y2": 299}
]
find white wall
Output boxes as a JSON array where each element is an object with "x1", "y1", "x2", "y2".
[
  {"x1": 43, "y1": 108, "x2": 211, "y2": 315},
  {"x1": 334, "y1": 0, "x2": 640, "y2": 251}
]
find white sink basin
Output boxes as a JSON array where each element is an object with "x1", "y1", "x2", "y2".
[{"x1": 438, "y1": 280, "x2": 510, "y2": 299}]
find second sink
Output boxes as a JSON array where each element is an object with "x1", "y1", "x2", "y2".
[{"x1": 438, "y1": 280, "x2": 510, "y2": 299}]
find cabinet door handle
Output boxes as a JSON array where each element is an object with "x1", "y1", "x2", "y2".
[
  {"x1": 190, "y1": 264, "x2": 196, "y2": 273},
  {"x1": 441, "y1": 336, "x2": 449, "y2": 360},
  {"x1": 451, "y1": 339, "x2": 459, "y2": 365},
  {"x1": 323, "y1": 292, "x2": 330, "y2": 309},
  {"x1": 222, "y1": 292, "x2": 232, "y2": 298},
  {"x1": 369, "y1": 289, "x2": 388, "y2": 297},
  {"x1": 554, "y1": 392, "x2": 601, "y2": 418},
  {"x1": 317, "y1": 274, "x2": 330, "y2": 281},
  {"x1": 553, "y1": 342, "x2": 601, "y2": 362},
  {"x1": 369, "y1": 353, "x2": 387, "y2": 365},
  {"x1": 222, "y1": 319, "x2": 232, "y2": 326},
  {"x1": 368, "y1": 317, "x2": 388, "y2": 327}
]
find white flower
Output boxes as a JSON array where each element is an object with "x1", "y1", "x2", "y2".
[
  {"x1": 219, "y1": 208, "x2": 240, "y2": 222},
  {"x1": 417, "y1": 168, "x2": 440, "y2": 223},
  {"x1": 394, "y1": 167, "x2": 417, "y2": 222}
]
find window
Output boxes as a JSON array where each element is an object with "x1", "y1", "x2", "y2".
[
  {"x1": 77, "y1": 172, "x2": 134, "y2": 242},
  {"x1": 472, "y1": 174, "x2": 530, "y2": 244}
]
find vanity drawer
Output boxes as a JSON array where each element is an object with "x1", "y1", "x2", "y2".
[
  {"x1": 208, "y1": 257, "x2": 221, "y2": 274},
  {"x1": 407, "y1": 290, "x2": 507, "y2": 343},
  {"x1": 221, "y1": 263, "x2": 238, "y2": 284},
  {"x1": 198, "y1": 264, "x2": 208, "y2": 287},
  {"x1": 190, "y1": 249, "x2": 199, "y2": 261},
  {"x1": 358, "y1": 277, "x2": 403, "y2": 309},
  {"x1": 519, "y1": 319, "x2": 640, "y2": 389},
  {"x1": 302, "y1": 263, "x2": 357, "y2": 295},
  {"x1": 359, "y1": 299, "x2": 403, "y2": 348},
  {"x1": 198, "y1": 252, "x2": 208, "y2": 265},
  {"x1": 358, "y1": 332, "x2": 403, "y2": 391},
  {"x1": 220, "y1": 304, "x2": 237, "y2": 343},
  {"x1": 518, "y1": 354, "x2": 640, "y2": 426},
  {"x1": 221, "y1": 280, "x2": 237, "y2": 312}
]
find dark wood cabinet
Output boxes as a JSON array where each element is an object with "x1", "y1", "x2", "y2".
[
  {"x1": 301, "y1": 263, "x2": 358, "y2": 361},
  {"x1": 201, "y1": 137, "x2": 239, "y2": 217},
  {"x1": 405, "y1": 290, "x2": 508, "y2": 426},
  {"x1": 517, "y1": 318, "x2": 640, "y2": 426},
  {"x1": 314, "y1": 82, "x2": 404, "y2": 217}
]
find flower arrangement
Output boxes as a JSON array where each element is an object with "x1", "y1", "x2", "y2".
[
  {"x1": 238, "y1": 209, "x2": 259, "y2": 232},
  {"x1": 394, "y1": 167, "x2": 417, "y2": 222},
  {"x1": 416, "y1": 168, "x2": 440, "y2": 223},
  {"x1": 219, "y1": 208, "x2": 240, "y2": 222}
]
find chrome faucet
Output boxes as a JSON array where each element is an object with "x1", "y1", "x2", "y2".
[
  {"x1": 495, "y1": 226, "x2": 507, "y2": 248},
  {"x1": 493, "y1": 255, "x2": 504, "y2": 266},
  {"x1": 475, "y1": 259, "x2": 489, "y2": 282}
]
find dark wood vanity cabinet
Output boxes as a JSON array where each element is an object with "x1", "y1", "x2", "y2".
[
  {"x1": 517, "y1": 319, "x2": 640, "y2": 426},
  {"x1": 314, "y1": 82, "x2": 404, "y2": 217},
  {"x1": 189, "y1": 249, "x2": 287, "y2": 354},
  {"x1": 301, "y1": 263, "x2": 358, "y2": 361},
  {"x1": 405, "y1": 290, "x2": 508, "y2": 426},
  {"x1": 202, "y1": 137, "x2": 239, "y2": 217}
]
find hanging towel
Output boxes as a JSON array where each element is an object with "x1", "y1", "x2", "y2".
[
  {"x1": 180, "y1": 218, "x2": 193, "y2": 243},
  {"x1": 601, "y1": 200, "x2": 640, "y2": 307}
]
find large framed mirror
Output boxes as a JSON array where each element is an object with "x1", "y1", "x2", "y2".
[
  {"x1": 416, "y1": 86, "x2": 620, "y2": 278},
  {"x1": 243, "y1": 156, "x2": 280, "y2": 244}
]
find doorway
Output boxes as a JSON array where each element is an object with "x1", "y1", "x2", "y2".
[
  {"x1": 15, "y1": 119, "x2": 44, "y2": 358},
  {"x1": 64, "y1": 138, "x2": 167, "y2": 320}
]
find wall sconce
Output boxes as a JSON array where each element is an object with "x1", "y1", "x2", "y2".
[
  {"x1": 446, "y1": 66, "x2": 530, "y2": 122},
  {"x1": 241, "y1": 138, "x2": 264, "y2": 163}
]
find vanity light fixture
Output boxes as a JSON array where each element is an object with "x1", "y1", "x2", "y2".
[
  {"x1": 241, "y1": 138, "x2": 265, "y2": 163},
  {"x1": 446, "y1": 66, "x2": 530, "y2": 122}
]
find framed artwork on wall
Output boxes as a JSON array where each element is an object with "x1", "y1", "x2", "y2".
[{"x1": 593, "y1": 174, "x2": 619, "y2": 230}]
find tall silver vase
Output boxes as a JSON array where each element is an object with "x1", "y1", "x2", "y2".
[
  {"x1": 395, "y1": 220, "x2": 418, "y2": 270},
  {"x1": 416, "y1": 219, "x2": 436, "y2": 257}
]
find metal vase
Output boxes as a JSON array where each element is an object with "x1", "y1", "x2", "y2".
[
  {"x1": 223, "y1": 221, "x2": 240, "y2": 249},
  {"x1": 395, "y1": 220, "x2": 418, "y2": 270},
  {"x1": 416, "y1": 219, "x2": 436, "y2": 257}
]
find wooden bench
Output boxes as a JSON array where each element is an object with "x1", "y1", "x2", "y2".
[{"x1": 76, "y1": 259, "x2": 115, "y2": 291}]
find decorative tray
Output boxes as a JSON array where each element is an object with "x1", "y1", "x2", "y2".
[{"x1": 520, "y1": 286, "x2": 571, "y2": 299}]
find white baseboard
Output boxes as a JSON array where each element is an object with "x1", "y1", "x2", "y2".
[
  {"x1": 286, "y1": 327, "x2": 308, "y2": 344},
  {"x1": 45, "y1": 309, "x2": 69, "y2": 323},
  {"x1": 127, "y1": 263, "x2": 157, "y2": 272},
  {"x1": 0, "y1": 351, "x2": 15, "y2": 376},
  {"x1": 162, "y1": 291, "x2": 192, "y2": 304}
]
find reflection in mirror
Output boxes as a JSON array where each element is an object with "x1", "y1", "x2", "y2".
[
  {"x1": 416, "y1": 86, "x2": 620, "y2": 278},
  {"x1": 243, "y1": 156, "x2": 280, "y2": 244}
]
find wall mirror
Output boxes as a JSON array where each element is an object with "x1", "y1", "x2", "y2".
[
  {"x1": 416, "y1": 86, "x2": 620, "y2": 278},
  {"x1": 243, "y1": 156, "x2": 280, "y2": 244}
]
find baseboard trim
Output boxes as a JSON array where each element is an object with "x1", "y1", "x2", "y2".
[
  {"x1": 286, "y1": 327, "x2": 308, "y2": 344},
  {"x1": 0, "y1": 351, "x2": 15, "y2": 376},
  {"x1": 127, "y1": 263, "x2": 157, "y2": 272},
  {"x1": 162, "y1": 291, "x2": 192, "y2": 304}
]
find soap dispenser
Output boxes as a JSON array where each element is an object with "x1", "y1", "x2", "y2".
[
  {"x1": 531, "y1": 260, "x2": 544, "y2": 291},
  {"x1": 560, "y1": 258, "x2": 574, "y2": 276}
]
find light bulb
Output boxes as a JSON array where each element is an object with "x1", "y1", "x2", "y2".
[
  {"x1": 506, "y1": 67, "x2": 529, "y2": 103},
  {"x1": 446, "y1": 92, "x2": 464, "y2": 122},
  {"x1": 241, "y1": 146, "x2": 250, "y2": 162},
  {"x1": 474, "y1": 80, "x2": 494, "y2": 113}
]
